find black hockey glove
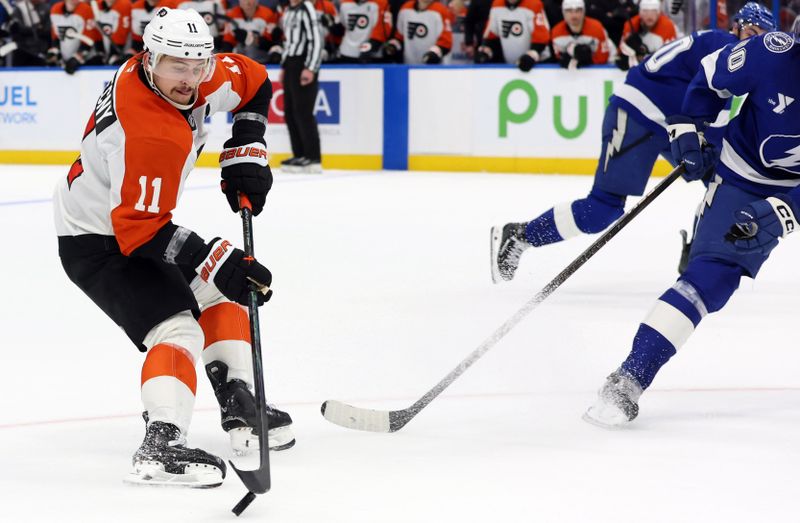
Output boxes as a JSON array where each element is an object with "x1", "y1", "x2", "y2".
[
  {"x1": 422, "y1": 47, "x2": 442, "y2": 64},
  {"x1": 358, "y1": 39, "x2": 380, "y2": 62},
  {"x1": 624, "y1": 33, "x2": 648, "y2": 58},
  {"x1": 383, "y1": 39, "x2": 401, "y2": 57},
  {"x1": 558, "y1": 52, "x2": 572, "y2": 68},
  {"x1": 320, "y1": 12, "x2": 335, "y2": 28},
  {"x1": 64, "y1": 56, "x2": 83, "y2": 75},
  {"x1": 615, "y1": 54, "x2": 632, "y2": 71},
  {"x1": 233, "y1": 28, "x2": 248, "y2": 44},
  {"x1": 219, "y1": 135, "x2": 272, "y2": 216},
  {"x1": 193, "y1": 238, "x2": 273, "y2": 306},
  {"x1": 517, "y1": 52, "x2": 538, "y2": 72},
  {"x1": 329, "y1": 22, "x2": 345, "y2": 38},
  {"x1": 475, "y1": 46, "x2": 491, "y2": 63},
  {"x1": 266, "y1": 45, "x2": 283, "y2": 64},
  {"x1": 573, "y1": 44, "x2": 593, "y2": 66}
]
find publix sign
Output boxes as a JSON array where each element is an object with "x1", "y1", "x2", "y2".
[{"x1": 497, "y1": 78, "x2": 615, "y2": 139}]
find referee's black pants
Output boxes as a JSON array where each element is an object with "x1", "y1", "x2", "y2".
[{"x1": 282, "y1": 57, "x2": 321, "y2": 162}]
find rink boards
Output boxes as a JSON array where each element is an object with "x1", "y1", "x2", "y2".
[{"x1": 0, "y1": 64, "x2": 673, "y2": 175}]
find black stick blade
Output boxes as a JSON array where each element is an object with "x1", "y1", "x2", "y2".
[{"x1": 232, "y1": 491, "x2": 257, "y2": 516}]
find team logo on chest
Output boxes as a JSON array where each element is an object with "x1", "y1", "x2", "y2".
[
  {"x1": 347, "y1": 13, "x2": 370, "y2": 31},
  {"x1": 501, "y1": 20, "x2": 523, "y2": 38},
  {"x1": 407, "y1": 21, "x2": 428, "y2": 39},
  {"x1": 760, "y1": 135, "x2": 800, "y2": 174}
]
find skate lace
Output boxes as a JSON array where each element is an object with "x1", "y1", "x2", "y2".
[{"x1": 504, "y1": 237, "x2": 527, "y2": 265}]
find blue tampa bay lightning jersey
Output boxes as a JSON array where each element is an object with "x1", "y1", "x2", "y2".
[
  {"x1": 683, "y1": 31, "x2": 800, "y2": 199},
  {"x1": 610, "y1": 29, "x2": 737, "y2": 138}
]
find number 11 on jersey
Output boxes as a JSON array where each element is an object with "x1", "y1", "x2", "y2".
[{"x1": 134, "y1": 176, "x2": 162, "y2": 213}]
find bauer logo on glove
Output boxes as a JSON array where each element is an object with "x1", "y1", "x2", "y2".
[{"x1": 219, "y1": 144, "x2": 268, "y2": 166}]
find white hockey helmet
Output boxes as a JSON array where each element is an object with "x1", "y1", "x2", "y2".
[
  {"x1": 639, "y1": 0, "x2": 661, "y2": 12},
  {"x1": 143, "y1": 7, "x2": 214, "y2": 61},
  {"x1": 562, "y1": 0, "x2": 585, "y2": 11}
]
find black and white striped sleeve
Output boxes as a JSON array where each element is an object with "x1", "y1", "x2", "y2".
[{"x1": 301, "y1": 1, "x2": 323, "y2": 72}]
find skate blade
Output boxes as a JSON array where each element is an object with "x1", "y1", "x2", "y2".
[
  {"x1": 124, "y1": 462, "x2": 223, "y2": 488},
  {"x1": 230, "y1": 425, "x2": 296, "y2": 455},
  {"x1": 581, "y1": 404, "x2": 630, "y2": 430},
  {"x1": 489, "y1": 225, "x2": 503, "y2": 284}
]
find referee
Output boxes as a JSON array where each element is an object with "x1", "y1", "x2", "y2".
[{"x1": 280, "y1": 0, "x2": 323, "y2": 173}]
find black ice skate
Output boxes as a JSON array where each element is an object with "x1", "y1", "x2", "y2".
[
  {"x1": 125, "y1": 421, "x2": 226, "y2": 488},
  {"x1": 206, "y1": 361, "x2": 296, "y2": 453},
  {"x1": 583, "y1": 368, "x2": 643, "y2": 429},
  {"x1": 490, "y1": 222, "x2": 532, "y2": 283}
]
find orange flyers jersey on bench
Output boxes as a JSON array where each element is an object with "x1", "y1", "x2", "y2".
[
  {"x1": 394, "y1": 0, "x2": 453, "y2": 64},
  {"x1": 53, "y1": 53, "x2": 269, "y2": 256},
  {"x1": 174, "y1": 0, "x2": 228, "y2": 37},
  {"x1": 620, "y1": 14, "x2": 678, "y2": 54},
  {"x1": 338, "y1": 0, "x2": 391, "y2": 59},
  {"x1": 551, "y1": 16, "x2": 614, "y2": 64},
  {"x1": 94, "y1": 0, "x2": 133, "y2": 52},
  {"x1": 482, "y1": 0, "x2": 550, "y2": 63},
  {"x1": 222, "y1": 5, "x2": 279, "y2": 47},
  {"x1": 130, "y1": 0, "x2": 178, "y2": 45},
  {"x1": 50, "y1": 1, "x2": 101, "y2": 59}
]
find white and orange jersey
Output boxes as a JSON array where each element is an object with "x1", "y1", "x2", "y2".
[
  {"x1": 175, "y1": 0, "x2": 227, "y2": 36},
  {"x1": 338, "y1": 0, "x2": 391, "y2": 59},
  {"x1": 394, "y1": 0, "x2": 453, "y2": 64},
  {"x1": 131, "y1": 0, "x2": 177, "y2": 47},
  {"x1": 54, "y1": 53, "x2": 269, "y2": 256},
  {"x1": 50, "y1": 1, "x2": 101, "y2": 59},
  {"x1": 619, "y1": 13, "x2": 677, "y2": 55},
  {"x1": 482, "y1": 0, "x2": 549, "y2": 64},
  {"x1": 94, "y1": 0, "x2": 133, "y2": 52},
  {"x1": 551, "y1": 16, "x2": 614, "y2": 65},
  {"x1": 222, "y1": 5, "x2": 279, "y2": 47}
]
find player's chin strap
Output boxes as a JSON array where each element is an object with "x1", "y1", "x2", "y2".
[{"x1": 142, "y1": 52, "x2": 216, "y2": 111}]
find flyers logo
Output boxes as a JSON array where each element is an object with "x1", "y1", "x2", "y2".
[
  {"x1": 501, "y1": 20, "x2": 523, "y2": 38},
  {"x1": 156, "y1": 8, "x2": 168, "y2": 17},
  {"x1": 407, "y1": 21, "x2": 428, "y2": 39},
  {"x1": 347, "y1": 13, "x2": 370, "y2": 31},
  {"x1": 67, "y1": 156, "x2": 84, "y2": 190},
  {"x1": 98, "y1": 22, "x2": 114, "y2": 36}
]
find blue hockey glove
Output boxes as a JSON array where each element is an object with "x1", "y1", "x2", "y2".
[
  {"x1": 666, "y1": 116, "x2": 716, "y2": 181},
  {"x1": 724, "y1": 195, "x2": 798, "y2": 254}
]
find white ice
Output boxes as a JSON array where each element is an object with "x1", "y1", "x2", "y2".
[{"x1": 2, "y1": 164, "x2": 799, "y2": 522}]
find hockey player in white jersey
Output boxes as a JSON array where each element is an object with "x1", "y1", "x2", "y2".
[
  {"x1": 384, "y1": 0, "x2": 454, "y2": 64},
  {"x1": 54, "y1": 8, "x2": 294, "y2": 487},
  {"x1": 585, "y1": 26, "x2": 800, "y2": 427},
  {"x1": 337, "y1": 0, "x2": 392, "y2": 62},
  {"x1": 474, "y1": 0, "x2": 550, "y2": 71}
]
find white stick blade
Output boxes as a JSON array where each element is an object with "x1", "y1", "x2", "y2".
[{"x1": 321, "y1": 400, "x2": 392, "y2": 433}]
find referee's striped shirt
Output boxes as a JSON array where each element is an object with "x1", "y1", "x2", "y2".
[{"x1": 281, "y1": 0, "x2": 324, "y2": 73}]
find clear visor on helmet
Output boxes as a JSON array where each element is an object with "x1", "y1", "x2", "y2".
[{"x1": 150, "y1": 54, "x2": 213, "y2": 85}]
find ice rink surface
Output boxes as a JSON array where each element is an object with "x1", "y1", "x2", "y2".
[{"x1": 2, "y1": 164, "x2": 799, "y2": 522}]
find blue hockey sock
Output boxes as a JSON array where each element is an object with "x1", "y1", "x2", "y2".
[
  {"x1": 525, "y1": 209, "x2": 564, "y2": 246},
  {"x1": 621, "y1": 323, "x2": 677, "y2": 390},
  {"x1": 621, "y1": 282, "x2": 707, "y2": 389}
]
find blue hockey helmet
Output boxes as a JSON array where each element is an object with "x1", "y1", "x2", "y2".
[{"x1": 732, "y1": 2, "x2": 777, "y2": 32}]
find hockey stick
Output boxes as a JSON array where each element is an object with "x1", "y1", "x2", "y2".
[
  {"x1": 321, "y1": 164, "x2": 686, "y2": 433},
  {"x1": 230, "y1": 194, "x2": 271, "y2": 517}
]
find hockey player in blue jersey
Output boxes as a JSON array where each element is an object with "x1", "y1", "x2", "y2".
[
  {"x1": 583, "y1": 26, "x2": 800, "y2": 427},
  {"x1": 490, "y1": 2, "x2": 775, "y2": 283}
]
